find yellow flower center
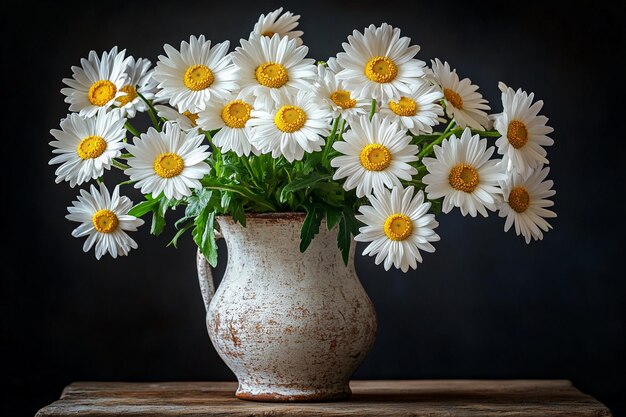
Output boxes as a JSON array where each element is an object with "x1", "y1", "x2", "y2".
[
  {"x1": 182, "y1": 111, "x2": 199, "y2": 127},
  {"x1": 443, "y1": 88, "x2": 464, "y2": 109},
  {"x1": 448, "y1": 163, "x2": 479, "y2": 192},
  {"x1": 117, "y1": 84, "x2": 138, "y2": 107},
  {"x1": 255, "y1": 62, "x2": 289, "y2": 88},
  {"x1": 389, "y1": 96, "x2": 418, "y2": 116},
  {"x1": 274, "y1": 105, "x2": 306, "y2": 133},
  {"x1": 507, "y1": 120, "x2": 529, "y2": 149},
  {"x1": 183, "y1": 64, "x2": 214, "y2": 91},
  {"x1": 509, "y1": 186, "x2": 530, "y2": 213},
  {"x1": 77, "y1": 135, "x2": 107, "y2": 160},
  {"x1": 262, "y1": 31, "x2": 275, "y2": 37},
  {"x1": 92, "y1": 209, "x2": 119, "y2": 233},
  {"x1": 330, "y1": 90, "x2": 356, "y2": 109},
  {"x1": 221, "y1": 100, "x2": 253, "y2": 128},
  {"x1": 384, "y1": 213, "x2": 414, "y2": 241},
  {"x1": 365, "y1": 56, "x2": 398, "y2": 83},
  {"x1": 153, "y1": 152, "x2": 184, "y2": 178},
  {"x1": 88, "y1": 80, "x2": 117, "y2": 106},
  {"x1": 359, "y1": 144, "x2": 392, "y2": 171}
]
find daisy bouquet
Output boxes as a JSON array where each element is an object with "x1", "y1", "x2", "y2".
[{"x1": 51, "y1": 8, "x2": 556, "y2": 272}]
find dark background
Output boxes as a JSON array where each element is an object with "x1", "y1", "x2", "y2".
[{"x1": 3, "y1": 1, "x2": 625, "y2": 416}]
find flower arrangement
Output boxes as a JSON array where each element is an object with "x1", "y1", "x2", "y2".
[{"x1": 50, "y1": 8, "x2": 556, "y2": 272}]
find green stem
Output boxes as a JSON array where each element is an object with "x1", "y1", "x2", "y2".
[
  {"x1": 125, "y1": 121, "x2": 140, "y2": 138},
  {"x1": 418, "y1": 120, "x2": 456, "y2": 158},
  {"x1": 321, "y1": 117, "x2": 340, "y2": 169},
  {"x1": 137, "y1": 92, "x2": 161, "y2": 130},
  {"x1": 466, "y1": 129, "x2": 502, "y2": 137},
  {"x1": 368, "y1": 99, "x2": 377, "y2": 120},
  {"x1": 112, "y1": 159, "x2": 130, "y2": 170},
  {"x1": 337, "y1": 118, "x2": 346, "y2": 141},
  {"x1": 202, "y1": 185, "x2": 277, "y2": 212},
  {"x1": 241, "y1": 156, "x2": 262, "y2": 190},
  {"x1": 118, "y1": 179, "x2": 137, "y2": 186}
]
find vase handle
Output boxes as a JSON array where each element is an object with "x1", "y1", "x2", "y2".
[{"x1": 195, "y1": 230, "x2": 223, "y2": 313}]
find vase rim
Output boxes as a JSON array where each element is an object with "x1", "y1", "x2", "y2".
[{"x1": 217, "y1": 212, "x2": 307, "y2": 222}]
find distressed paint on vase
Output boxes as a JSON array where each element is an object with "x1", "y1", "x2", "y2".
[{"x1": 196, "y1": 213, "x2": 377, "y2": 402}]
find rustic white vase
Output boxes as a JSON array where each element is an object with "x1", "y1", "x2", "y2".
[{"x1": 196, "y1": 213, "x2": 377, "y2": 401}]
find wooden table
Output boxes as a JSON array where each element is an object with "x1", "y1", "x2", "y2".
[{"x1": 36, "y1": 380, "x2": 612, "y2": 416}]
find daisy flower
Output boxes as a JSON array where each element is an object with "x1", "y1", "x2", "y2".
[
  {"x1": 115, "y1": 57, "x2": 157, "y2": 118},
  {"x1": 326, "y1": 57, "x2": 341, "y2": 74},
  {"x1": 252, "y1": 7, "x2": 303, "y2": 46},
  {"x1": 49, "y1": 108, "x2": 127, "y2": 187},
  {"x1": 355, "y1": 186, "x2": 440, "y2": 272},
  {"x1": 125, "y1": 122, "x2": 211, "y2": 200},
  {"x1": 247, "y1": 90, "x2": 331, "y2": 162},
  {"x1": 430, "y1": 59, "x2": 490, "y2": 130},
  {"x1": 66, "y1": 183, "x2": 144, "y2": 260},
  {"x1": 155, "y1": 105, "x2": 200, "y2": 131},
  {"x1": 494, "y1": 85, "x2": 554, "y2": 175},
  {"x1": 312, "y1": 65, "x2": 369, "y2": 120},
  {"x1": 152, "y1": 35, "x2": 238, "y2": 113},
  {"x1": 197, "y1": 93, "x2": 257, "y2": 156},
  {"x1": 331, "y1": 114, "x2": 419, "y2": 198},
  {"x1": 422, "y1": 128, "x2": 506, "y2": 217},
  {"x1": 379, "y1": 81, "x2": 444, "y2": 135},
  {"x1": 499, "y1": 166, "x2": 556, "y2": 243},
  {"x1": 231, "y1": 34, "x2": 316, "y2": 110},
  {"x1": 61, "y1": 46, "x2": 131, "y2": 117},
  {"x1": 335, "y1": 23, "x2": 426, "y2": 102}
]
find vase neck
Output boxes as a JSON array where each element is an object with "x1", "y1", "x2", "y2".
[{"x1": 216, "y1": 214, "x2": 354, "y2": 273}]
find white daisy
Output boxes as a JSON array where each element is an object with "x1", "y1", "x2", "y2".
[
  {"x1": 49, "y1": 108, "x2": 127, "y2": 187},
  {"x1": 115, "y1": 57, "x2": 157, "y2": 118},
  {"x1": 152, "y1": 35, "x2": 238, "y2": 113},
  {"x1": 197, "y1": 93, "x2": 257, "y2": 157},
  {"x1": 312, "y1": 65, "x2": 369, "y2": 120},
  {"x1": 231, "y1": 34, "x2": 316, "y2": 110},
  {"x1": 66, "y1": 183, "x2": 144, "y2": 260},
  {"x1": 355, "y1": 186, "x2": 440, "y2": 272},
  {"x1": 326, "y1": 57, "x2": 342, "y2": 74},
  {"x1": 125, "y1": 122, "x2": 212, "y2": 200},
  {"x1": 252, "y1": 7, "x2": 303, "y2": 46},
  {"x1": 430, "y1": 58, "x2": 490, "y2": 130},
  {"x1": 379, "y1": 81, "x2": 444, "y2": 135},
  {"x1": 331, "y1": 114, "x2": 419, "y2": 198},
  {"x1": 61, "y1": 46, "x2": 131, "y2": 117},
  {"x1": 155, "y1": 104, "x2": 200, "y2": 131},
  {"x1": 422, "y1": 128, "x2": 506, "y2": 217},
  {"x1": 335, "y1": 23, "x2": 426, "y2": 102},
  {"x1": 247, "y1": 90, "x2": 331, "y2": 162},
  {"x1": 499, "y1": 166, "x2": 556, "y2": 243},
  {"x1": 494, "y1": 85, "x2": 554, "y2": 175}
]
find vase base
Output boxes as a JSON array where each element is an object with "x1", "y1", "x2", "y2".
[{"x1": 236, "y1": 385, "x2": 351, "y2": 402}]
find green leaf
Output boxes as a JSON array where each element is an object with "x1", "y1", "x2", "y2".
[
  {"x1": 300, "y1": 204, "x2": 323, "y2": 253},
  {"x1": 167, "y1": 221, "x2": 194, "y2": 248},
  {"x1": 150, "y1": 197, "x2": 169, "y2": 236},
  {"x1": 337, "y1": 209, "x2": 361, "y2": 265},
  {"x1": 337, "y1": 215, "x2": 351, "y2": 265},
  {"x1": 200, "y1": 177, "x2": 276, "y2": 212},
  {"x1": 192, "y1": 207, "x2": 218, "y2": 267},
  {"x1": 185, "y1": 189, "x2": 213, "y2": 218},
  {"x1": 325, "y1": 208, "x2": 342, "y2": 231},
  {"x1": 128, "y1": 196, "x2": 159, "y2": 218},
  {"x1": 220, "y1": 191, "x2": 232, "y2": 211},
  {"x1": 311, "y1": 182, "x2": 345, "y2": 207},
  {"x1": 230, "y1": 198, "x2": 246, "y2": 227},
  {"x1": 279, "y1": 173, "x2": 332, "y2": 203},
  {"x1": 302, "y1": 152, "x2": 322, "y2": 175}
]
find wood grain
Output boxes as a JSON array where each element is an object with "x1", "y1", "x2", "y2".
[{"x1": 36, "y1": 380, "x2": 612, "y2": 417}]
